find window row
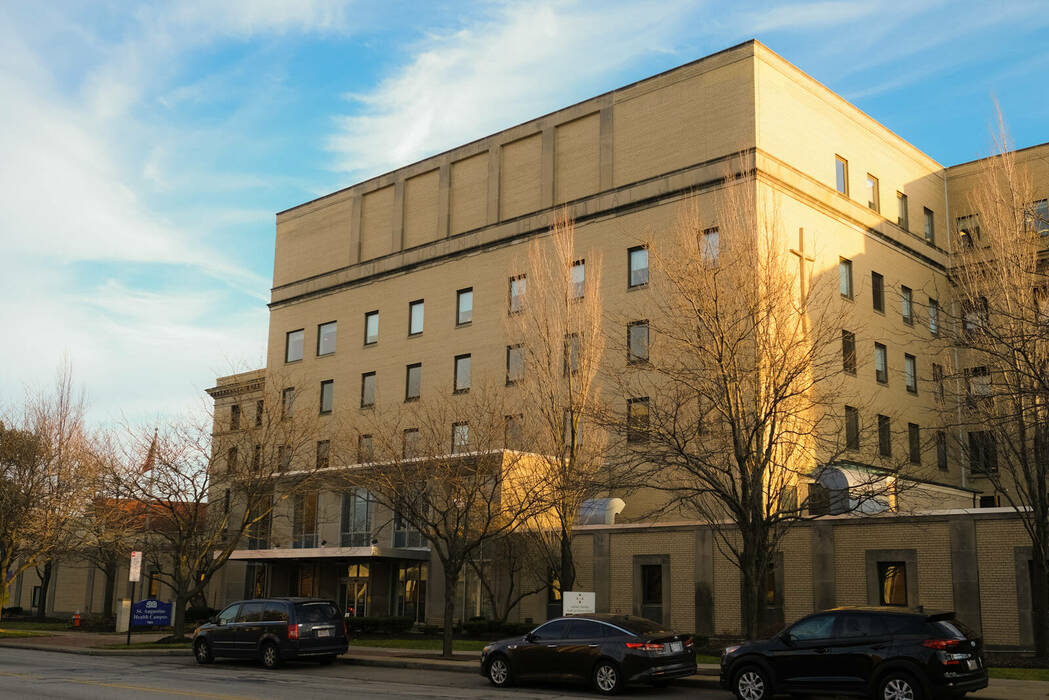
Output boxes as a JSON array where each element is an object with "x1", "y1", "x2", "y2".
[
  {"x1": 834, "y1": 156, "x2": 937, "y2": 245},
  {"x1": 955, "y1": 199, "x2": 1048, "y2": 246},
  {"x1": 841, "y1": 331, "x2": 919, "y2": 393},
  {"x1": 839, "y1": 260, "x2": 940, "y2": 335},
  {"x1": 843, "y1": 406, "x2": 947, "y2": 470}
]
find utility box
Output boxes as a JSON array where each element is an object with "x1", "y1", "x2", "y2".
[{"x1": 116, "y1": 599, "x2": 130, "y2": 633}]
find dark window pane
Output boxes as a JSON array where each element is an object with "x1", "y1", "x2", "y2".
[
  {"x1": 878, "y1": 562, "x2": 907, "y2": 606},
  {"x1": 285, "y1": 329, "x2": 304, "y2": 362},
  {"x1": 318, "y1": 321, "x2": 337, "y2": 355},
  {"x1": 532, "y1": 619, "x2": 569, "y2": 641}
]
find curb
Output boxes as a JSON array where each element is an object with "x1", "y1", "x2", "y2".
[{"x1": 0, "y1": 642, "x2": 190, "y2": 657}]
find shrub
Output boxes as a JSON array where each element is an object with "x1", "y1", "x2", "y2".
[
  {"x1": 345, "y1": 615, "x2": 414, "y2": 634},
  {"x1": 1, "y1": 606, "x2": 23, "y2": 617},
  {"x1": 498, "y1": 622, "x2": 533, "y2": 636},
  {"x1": 462, "y1": 616, "x2": 493, "y2": 636}
]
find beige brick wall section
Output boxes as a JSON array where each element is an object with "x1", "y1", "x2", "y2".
[
  {"x1": 572, "y1": 534, "x2": 594, "y2": 593},
  {"x1": 450, "y1": 152, "x2": 488, "y2": 235},
  {"x1": 273, "y1": 194, "x2": 354, "y2": 287},
  {"x1": 779, "y1": 528, "x2": 814, "y2": 624},
  {"x1": 713, "y1": 533, "x2": 742, "y2": 636},
  {"x1": 360, "y1": 184, "x2": 395, "y2": 262},
  {"x1": 555, "y1": 113, "x2": 600, "y2": 204},
  {"x1": 974, "y1": 517, "x2": 1029, "y2": 646},
  {"x1": 404, "y1": 168, "x2": 440, "y2": 249},
  {"x1": 500, "y1": 133, "x2": 542, "y2": 220}
]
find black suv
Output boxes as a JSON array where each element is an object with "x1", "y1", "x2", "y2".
[
  {"x1": 720, "y1": 607, "x2": 987, "y2": 700},
  {"x1": 193, "y1": 597, "x2": 348, "y2": 669}
]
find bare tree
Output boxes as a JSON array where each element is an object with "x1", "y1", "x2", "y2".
[
  {"x1": 936, "y1": 121, "x2": 1049, "y2": 657},
  {"x1": 0, "y1": 366, "x2": 99, "y2": 623},
  {"x1": 468, "y1": 533, "x2": 547, "y2": 627},
  {"x1": 123, "y1": 379, "x2": 327, "y2": 640},
  {"x1": 345, "y1": 388, "x2": 547, "y2": 657},
  {"x1": 506, "y1": 212, "x2": 610, "y2": 599},
  {"x1": 603, "y1": 170, "x2": 906, "y2": 637}
]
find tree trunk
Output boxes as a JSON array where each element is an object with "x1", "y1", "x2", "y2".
[
  {"x1": 171, "y1": 593, "x2": 188, "y2": 640},
  {"x1": 35, "y1": 561, "x2": 53, "y2": 620},
  {"x1": 442, "y1": 568, "x2": 457, "y2": 658},
  {"x1": 102, "y1": 563, "x2": 116, "y2": 620},
  {"x1": 1032, "y1": 547, "x2": 1049, "y2": 659}
]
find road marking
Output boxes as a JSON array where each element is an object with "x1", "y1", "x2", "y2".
[{"x1": 0, "y1": 670, "x2": 258, "y2": 700}]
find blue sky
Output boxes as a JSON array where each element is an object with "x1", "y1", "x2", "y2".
[{"x1": 2, "y1": 0, "x2": 1047, "y2": 427}]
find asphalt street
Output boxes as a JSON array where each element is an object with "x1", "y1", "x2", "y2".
[{"x1": 0, "y1": 648, "x2": 730, "y2": 700}]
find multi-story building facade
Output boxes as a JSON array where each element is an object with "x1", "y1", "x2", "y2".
[{"x1": 207, "y1": 40, "x2": 1047, "y2": 646}]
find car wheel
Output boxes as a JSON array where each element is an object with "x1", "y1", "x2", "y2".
[
  {"x1": 260, "y1": 642, "x2": 281, "y2": 670},
  {"x1": 486, "y1": 654, "x2": 513, "y2": 688},
  {"x1": 193, "y1": 639, "x2": 213, "y2": 665},
  {"x1": 592, "y1": 659, "x2": 622, "y2": 695},
  {"x1": 732, "y1": 664, "x2": 771, "y2": 700},
  {"x1": 878, "y1": 671, "x2": 923, "y2": 700}
]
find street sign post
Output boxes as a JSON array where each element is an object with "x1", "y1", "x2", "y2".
[
  {"x1": 562, "y1": 591, "x2": 596, "y2": 615},
  {"x1": 126, "y1": 551, "x2": 142, "y2": 646}
]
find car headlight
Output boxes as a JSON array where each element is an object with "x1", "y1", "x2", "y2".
[
  {"x1": 722, "y1": 645, "x2": 742, "y2": 656},
  {"x1": 482, "y1": 645, "x2": 492, "y2": 654}
]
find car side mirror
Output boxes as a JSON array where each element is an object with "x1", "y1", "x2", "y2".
[
  {"x1": 210, "y1": 616, "x2": 219, "y2": 625},
  {"x1": 780, "y1": 632, "x2": 794, "y2": 646},
  {"x1": 524, "y1": 632, "x2": 536, "y2": 643}
]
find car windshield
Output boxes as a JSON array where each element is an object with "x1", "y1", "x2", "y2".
[
  {"x1": 295, "y1": 602, "x2": 340, "y2": 622},
  {"x1": 932, "y1": 619, "x2": 973, "y2": 639}
]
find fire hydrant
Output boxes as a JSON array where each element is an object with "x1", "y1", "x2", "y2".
[{"x1": 73, "y1": 610, "x2": 81, "y2": 628}]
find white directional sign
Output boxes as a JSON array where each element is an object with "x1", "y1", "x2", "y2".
[
  {"x1": 562, "y1": 591, "x2": 595, "y2": 615},
  {"x1": 129, "y1": 551, "x2": 143, "y2": 583}
]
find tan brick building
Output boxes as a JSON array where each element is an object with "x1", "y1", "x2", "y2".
[{"x1": 204, "y1": 40, "x2": 1047, "y2": 647}]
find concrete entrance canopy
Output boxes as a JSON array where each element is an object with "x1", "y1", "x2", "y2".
[{"x1": 227, "y1": 546, "x2": 430, "y2": 562}]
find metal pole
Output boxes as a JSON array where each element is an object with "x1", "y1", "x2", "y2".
[{"x1": 126, "y1": 580, "x2": 135, "y2": 646}]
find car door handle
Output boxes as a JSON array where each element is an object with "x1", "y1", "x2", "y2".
[
  {"x1": 587, "y1": 644, "x2": 599, "y2": 648},
  {"x1": 546, "y1": 644, "x2": 558, "y2": 648},
  {"x1": 815, "y1": 647, "x2": 829, "y2": 654}
]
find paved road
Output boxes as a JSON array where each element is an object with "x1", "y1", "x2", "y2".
[{"x1": 0, "y1": 648, "x2": 729, "y2": 700}]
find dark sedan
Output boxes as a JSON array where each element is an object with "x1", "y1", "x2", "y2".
[
  {"x1": 720, "y1": 607, "x2": 988, "y2": 700},
  {"x1": 480, "y1": 614, "x2": 696, "y2": 694}
]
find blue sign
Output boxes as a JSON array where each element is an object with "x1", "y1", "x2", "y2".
[{"x1": 131, "y1": 599, "x2": 172, "y2": 627}]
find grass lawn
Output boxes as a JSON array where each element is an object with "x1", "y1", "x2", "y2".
[
  {"x1": 99, "y1": 641, "x2": 192, "y2": 650},
  {"x1": 988, "y1": 667, "x2": 1049, "y2": 682},
  {"x1": 695, "y1": 654, "x2": 720, "y2": 664},
  {"x1": 351, "y1": 637, "x2": 489, "y2": 652},
  {"x1": 0, "y1": 620, "x2": 71, "y2": 631},
  {"x1": 0, "y1": 630, "x2": 51, "y2": 638}
]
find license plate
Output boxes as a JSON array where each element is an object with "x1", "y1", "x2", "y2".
[
  {"x1": 668, "y1": 641, "x2": 684, "y2": 653},
  {"x1": 317, "y1": 628, "x2": 332, "y2": 638},
  {"x1": 967, "y1": 658, "x2": 979, "y2": 671}
]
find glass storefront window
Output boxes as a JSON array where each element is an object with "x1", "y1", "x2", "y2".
[{"x1": 395, "y1": 562, "x2": 427, "y2": 623}]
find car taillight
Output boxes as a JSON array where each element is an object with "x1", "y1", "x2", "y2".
[
  {"x1": 288, "y1": 623, "x2": 300, "y2": 640},
  {"x1": 684, "y1": 637, "x2": 694, "y2": 648},
  {"x1": 625, "y1": 642, "x2": 665, "y2": 652},
  {"x1": 922, "y1": 638, "x2": 963, "y2": 650}
]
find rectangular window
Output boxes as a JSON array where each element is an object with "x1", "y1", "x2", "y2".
[
  {"x1": 452, "y1": 422, "x2": 470, "y2": 454},
  {"x1": 393, "y1": 511, "x2": 424, "y2": 548},
  {"x1": 563, "y1": 334, "x2": 581, "y2": 376},
  {"x1": 839, "y1": 258, "x2": 853, "y2": 299},
  {"x1": 282, "y1": 387, "x2": 295, "y2": 418},
  {"x1": 360, "y1": 372, "x2": 376, "y2": 408},
  {"x1": 901, "y1": 286, "x2": 913, "y2": 325},
  {"x1": 842, "y1": 330, "x2": 857, "y2": 374},
  {"x1": 872, "y1": 272, "x2": 884, "y2": 312},
  {"x1": 878, "y1": 414, "x2": 892, "y2": 457},
  {"x1": 405, "y1": 363, "x2": 421, "y2": 401},
  {"x1": 968, "y1": 431, "x2": 998, "y2": 473},
  {"x1": 402, "y1": 428, "x2": 420, "y2": 459},
  {"x1": 908, "y1": 423, "x2": 921, "y2": 464},
  {"x1": 866, "y1": 173, "x2": 880, "y2": 212},
  {"x1": 628, "y1": 246, "x2": 649, "y2": 288},
  {"x1": 357, "y1": 434, "x2": 374, "y2": 463},
  {"x1": 504, "y1": 414, "x2": 523, "y2": 448},
  {"x1": 408, "y1": 300, "x2": 424, "y2": 336},
  {"x1": 319, "y1": 379, "x2": 334, "y2": 414},
  {"x1": 364, "y1": 311, "x2": 379, "y2": 345},
  {"x1": 230, "y1": 404, "x2": 241, "y2": 431},
  {"x1": 897, "y1": 192, "x2": 909, "y2": 229},
  {"x1": 932, "y1": 363, "x2": 945, "y2": 402},
  {"x1": 874, "y1": 343, "x2": 888, "y2": 384},
  {"x1": 928, "y1": 298, "x2": 939, "y2": 336},
  {"x1": 924, "y1": 207, "x2": 935, "y2": 244},
  {"x1": 227, "y1": 446, "x2": 238, "y2": 471},
  {"x1": 966, "y1": 366, "x2": 991, "y2": 400},
  {"x1": 1027, "y1": 199, "x2": 1049, "y2": 235},
  {"x1": 505, "y1": 345, "x2": 524, "y2": 385},
  {"x1": 285, "y1": 329, "x2": 304, "y2": 363},
  {"x1": 563, "y1": 409, "x2": 580, "y2": 449},
  {"x1": 964, "y1": 296, "x2": 988, "y2": 335},
  {"x1": 341, "y1": 488, "x2": 372, "y2": 547},
  {"x1": 957, "y1": 214, "x2": 980, "y2": 245},
  {"x1": 627, "y1": 397, "x2": 650, "y2": 443},
  {"x1": 456, "y1": 288, "x2": 473, "y2": 325},
  {"x1": 509, "y1": 275, "x2": 526, "y2": 314},
  {"x1": 979, "y1": 495, "x2": 998, "y2": 508},
  {"x1": 845, "y1": 405, "x2": 859, "y2": 450},
  {"x1": 292, "y1": 492, "x2": 318, "y2": 549},
  {"x1": 571, "y1": 260, "x2": 585, "y2": 299},
  {"x1": 278, "y1": 444, "x2": 291, "y2": 472},
  {"x1": 252, "y1": 444, "x2": 261, "y2": 471},
  {"x1": 702, "y1": 227, "x2": 719, "y2": 263},
  {"x1": 628, "y1": 321, "x2": 650, "y2": 363},
  {"x1": 317, "y1": 321, "x2": 337, "y2": 356},
  {"x1": 878, "y1": 562, "x2": 907, "y2": 606},
  {"x1": 454, "y1": 354, "x2": 471, "y2": 393},
  {"x1": 835, "y1": 156, "x2": 849, "y2": 195},
  {"x1": 640, "y1": 562, "x2": 664, "y2": 623},
  {"x1": 937, "y1": 430, "x2": 948, "y2": 471},
  {"x1": 255, "y1": 399, "x2": 263, "y2": 427},
  {"x1": 905, "y1": 354, "x2": 917, "y2": 394},
  {"x1": 316, "y1": 440, "x2": 330, "y2": 469}
]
